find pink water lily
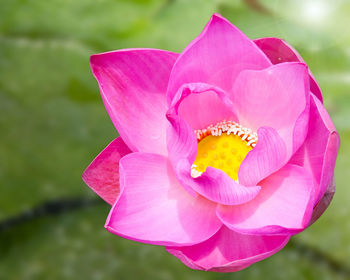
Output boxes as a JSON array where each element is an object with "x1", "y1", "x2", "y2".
[{"x1": 83, "y1": 14, "x2": 339, "y2": 272}]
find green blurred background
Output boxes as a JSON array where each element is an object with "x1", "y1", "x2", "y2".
[{"x1": 0, "y1": 0, "x2": 349, "y2": 279}]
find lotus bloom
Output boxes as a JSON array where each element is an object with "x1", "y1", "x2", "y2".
[{"x1": 83, "y1": 14, "x2": 339, "y2": 272}]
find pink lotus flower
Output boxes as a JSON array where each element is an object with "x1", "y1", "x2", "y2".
[{"x1": 83, "y1": 14, "x2": 339, "y2": 272}]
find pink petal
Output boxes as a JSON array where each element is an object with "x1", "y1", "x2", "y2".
[
  {"x1": 166, "y1": 114, "x2": 261, "y2": 205},
  {"x1": 167, "y1": 226, "x2": 289, "y2": 272},
  {"x1": 166, "y1": 14, "x2": 271, "y2": 105},
  {"x1": 289, "y1": 94, "x2": 340, "y2": 216},
  {"x1": 178, "y1": 161, "x2": 261, "y2": 205},
  {"x1": 310, "y1": 176, "x2": 335, "y2": 225},
  {"x1": 166, "y1": 114, "x2": 198, "y2": 175},
  {"x1": 105, "y1": 153, "x2": 222, "y2": 246},
  {"x1": 82, "y1": 137, "x2": 131, "y2": 205},
  {"x1": 254, "y1": 37, "x2": 323, "y2": 102},
  {"x1": 90, "y1": 49, "x2": 178, "y2": 156},
  {"x1": 217, "y1": 164, "x2": 315, "y2": 235},
  {"x1": 171, "y1": 83, "x2": 237, "y2": 130},
  {"x1": 238, "y1": 127, "x2": 287, "y2": 186},
  {"x1": 231, "y1": 62, "x2": 310, "y2": 158}
]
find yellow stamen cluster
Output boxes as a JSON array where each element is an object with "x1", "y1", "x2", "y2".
[{"x1": 191, "y1": 121, "x2": 257, "y2": 181}]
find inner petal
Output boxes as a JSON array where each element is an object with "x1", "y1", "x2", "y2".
[{"x1": 191, "y1": 121, "x2": 258, "y2": 181}]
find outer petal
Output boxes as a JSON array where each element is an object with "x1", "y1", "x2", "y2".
[
  {"x1": 217, "y1": 164, "x2": 315, "y2": 235},
  {"x1": 82, "y1": 137, "x2": 131, "y2": 205},
  {"x1": 105, "y1": 153, "x2": 222, "y2": 246},
  {"x1": 254, "y1": 37, "x2": 323, "y2": 102},
  {"x1": 289, "y1": 94, "x2": 340, "y2": 214},
  {"x1": 167, "y1": 226, "x2": 289, "y2": 272},
  {"x1": 310, "y1": 177, "x2": 335, "y2": 225},
  {"x1": 231, "y1": 62, "x2": 310, "y2": 158},
  {"x1": 166, "y1": 114, "x2": 261, "y2": 205},
  {"x1": 90, "y1": 48, "x2": 178, "y2": 156},
  {"x1": 166, "y1": 14, "x2": 271, "y2": 105}
]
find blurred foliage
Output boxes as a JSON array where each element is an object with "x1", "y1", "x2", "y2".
[
  {"x1": 0, "y1": 0, "x2": 349, "y2": 279},
  {"x1": 0, "y1": 205, "x2": 348, "y2": 280}
]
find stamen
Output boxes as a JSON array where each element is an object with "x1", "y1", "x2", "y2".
[
  {"x1": 194, "y1": 120, "x2": 258, "y2": 148},
  {"x1": 190, "y1": 165, "x2": 202, "y2": 178},
  {"x1": 191, "y1": 120, "x2": 258, "y2": 181}
]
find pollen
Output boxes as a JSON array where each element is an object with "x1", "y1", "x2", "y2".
[{"x1": 191, "y1": 121, "x2": 258, "y2": 181}]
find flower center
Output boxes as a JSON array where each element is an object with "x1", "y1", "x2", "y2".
[{"x1": 191, "y1": 121, "x2": 257, "y2": 181}]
